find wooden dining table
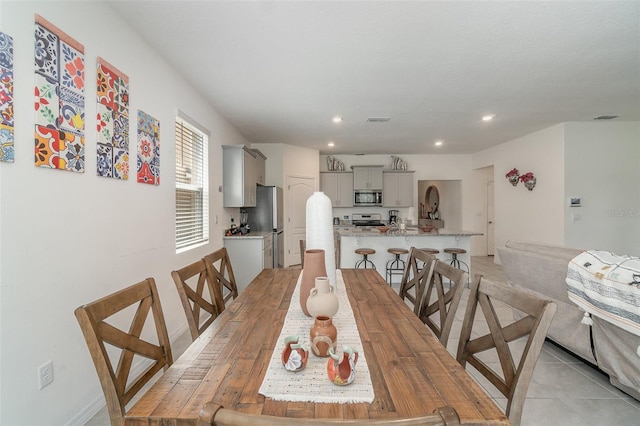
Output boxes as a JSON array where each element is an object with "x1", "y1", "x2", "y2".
[{"x1": 124, "y1": 267, "x2": 508, "y2": 425}]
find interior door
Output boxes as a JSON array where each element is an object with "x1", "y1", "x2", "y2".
[
  {"x1": 286, "y1": 176, "x2": 315, "y2": 266},
  {"x1": 487, "y1": 180, "x2": 495, "y2": 255}
]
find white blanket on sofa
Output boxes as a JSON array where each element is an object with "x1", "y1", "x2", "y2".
[{"x1": 566, "y1": 250, "x2": 640, "y2": 355}]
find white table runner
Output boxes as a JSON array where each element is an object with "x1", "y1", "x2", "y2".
[{"x1": 258, "y1": 269, "x2": 375, "y2": 403}]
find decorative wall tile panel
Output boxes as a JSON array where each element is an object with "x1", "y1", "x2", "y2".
[
  {"x1": 0, "y1": 32, "x2": 14, "y2": 69},
  {"x1": 34, "y1": 73, "x2": 59, "y2": 128},
  {"x1": 0, "y1": 31, "x2": 13, "y2": 163},
  {"x1": 136, "y1": 109, "x2": 159, "y2": 185},
  {"x1": 34, "y1": 124, "x2": 58, "y2": 168},
  {"x1": 96, "y1": 57, "x2": 128, "y2": 179},
  {"x1": 34, "y1": 23, "x2": 58, "y2": 80},
  {"x1": 113, "y1": 148, "x2": 129, "y2": 179},
  {"x1": 97, "y1": 143, "x2": 113, "y2": 177},
  {"x1": 0, "y1": 67, "x2": 13, "y2": 126},
  {"x1": 0, "y1": 124, "x2": 14, "y2": 163},
  {"x1": 34, "y1": 15, "x2": 84, "y2": 172},
  {"x1": 96, "y1": 103, "x2": 113, "y2": 144}
]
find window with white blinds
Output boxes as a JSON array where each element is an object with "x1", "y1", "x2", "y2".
[{"x1": 175, "y1": 117, "x2": 209, "y2": 250}]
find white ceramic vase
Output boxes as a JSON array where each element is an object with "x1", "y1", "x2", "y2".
[
  {"x1": 306, "y1": 191, "x2": 336, "y2": 286},
  {"x1": 306, "y1": 277, "x2": 339, "y2": 318}
]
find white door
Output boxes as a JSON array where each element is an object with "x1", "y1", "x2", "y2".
[
  {"x1": 286, "y1": 176, "x2": 315, "y2": 266},
  {"x1": 487, "y1": 181, "x2": 495, "y2": 255}
]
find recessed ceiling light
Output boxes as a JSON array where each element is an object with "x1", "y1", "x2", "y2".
[
  {"x1": 332, "y1": 116, "x2": 343, "y2": 123},
  {"x1": 482, "y1": 114, "x2": 495, "y2": 122},
  {"x1": 434, "y1": 140, "x2": 443, "y2": 146},
  {"x1": 327, "y1": 142, "x2": 335, "y2": 147}
]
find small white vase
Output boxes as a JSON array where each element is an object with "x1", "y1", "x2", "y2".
[{"x1": 306, "y1": 277, "x2": 339, "y2": 318}]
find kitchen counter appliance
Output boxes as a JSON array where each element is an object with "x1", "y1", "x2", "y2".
[
  {"x1": 352, "y1": 213, "x2": 385, "y2": 227},
  {"x1": 354, "y1": 190, "x2": 383, "y2": 207},
  {"x1": 246, "y1": 186, "x2": 284, "y2": 268},
  {"x1": 388, "y1": 209, "x2": 399, "y2": 224}
]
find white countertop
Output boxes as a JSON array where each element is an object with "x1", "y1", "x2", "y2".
[
  {"x1": 223, "y1": 230, "x2": 272, "y2": 239},
  {"x1": 337, "y1": 227, "x2": 482, "y2": 237}
]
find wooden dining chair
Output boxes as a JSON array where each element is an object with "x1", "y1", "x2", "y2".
[
  {"x1": 199, "y1": 402, "x2": 460, "y2": 425},
  {"x1": 456, "y1": 274, "x2": 557, "y2": 426},
  {"x1": 171, "y1": 258, "x2": 221, "y2": 341},
  {"x1": 398, "y1": 247, "x2": 437, "y2": 312},
  {"x1": 74, "y1": 278, "x2": 173, "y2": 426},
  {"x1": 203, "y1": 247, "x2": 239, "y2": 314},
  {"x1": 415, "y1": 259, "x2": 468, "y2": 347}
]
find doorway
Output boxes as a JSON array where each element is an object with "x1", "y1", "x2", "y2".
[
  {"x1": 286, "y1": 175, "x2": 315, "y2": 266},
  {"x1": 487, "y1": 180, "x2": 495, "y2": 255}
]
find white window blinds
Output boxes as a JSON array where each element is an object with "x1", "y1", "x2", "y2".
[{"x1": 175, "y1": 117, "x2": 209, "y2": 250}]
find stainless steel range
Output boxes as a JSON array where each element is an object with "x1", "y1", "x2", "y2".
[{"x1": 351, "y1": 213, "x2": 384, "y2": 227}]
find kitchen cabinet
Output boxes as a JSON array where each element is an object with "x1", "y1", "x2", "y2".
[
  {"x1": 383, "y1": 171, "x2": 415, "y2": 207},
  {"x1": 252, "y1": 149, "x2": 266, "y2": 185},
  {"x1": 320, "y1": 172, "x2": 353, "y2": 207},
  {"x1": 222, "y1": 145, "x2": 257, "y2": 207},
  {"x1": 223, "y1": 233, "x2": 273, "y2": 293},
  {"x1": 352, "y1": 166, "x2": 383, "y2": 190}
]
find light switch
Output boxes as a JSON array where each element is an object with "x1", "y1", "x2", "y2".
[{"x1": 572, "y1": 212, "x2": 581, "y2": 221}]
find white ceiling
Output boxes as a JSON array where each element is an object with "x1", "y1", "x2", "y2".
[{"x1": 107, "y1": 1, "x2": 640, "y2": 155}]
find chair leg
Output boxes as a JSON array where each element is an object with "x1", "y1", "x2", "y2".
[
  {"x1": 386, "y1": 254, "x2": 406, "y2": 285},
  {"x1": 449, "y1": 254, "x2": 470, "y2": 287},
  {"x1": 355, "y1": 254, "x2": 375, "y2": 270}
]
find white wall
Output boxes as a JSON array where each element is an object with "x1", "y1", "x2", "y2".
[
  {"x1": 0, "y1": 2, "x2": 248, "y2": 424},
  {"x1": 472, "y1": 124, "x2": 567, "y2": 257},
  {"x1": 417, "y1": 180, "x2": 462, "y2": 229},
  {"x1": 472, "y1": 121, "x2": 640, "y2": 259},
  {"x1": 564, "y1": 121, "x2": 640, "y2": 255}
]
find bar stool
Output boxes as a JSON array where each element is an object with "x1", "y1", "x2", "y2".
[
  {"x1": 444, "y1": 247, "x2": 470, "y2": 286},
  {"x1": 417, "y1": 248, "x2": 439, "y2": 271},
  {"x1": 386, "y1": 248, "x2": 409, "y2": 284},
  {"x1": 355, "y1": 248, "x2": 376, "y2": 269}
]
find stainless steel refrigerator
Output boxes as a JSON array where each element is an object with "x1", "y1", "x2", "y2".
[{"x1": 246, "y1": 186, "x2": 284, "y2": 268}]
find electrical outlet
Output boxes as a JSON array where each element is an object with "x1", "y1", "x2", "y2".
[{"x1": 38, "y1": 360, "x2": 54, "y2": 389}]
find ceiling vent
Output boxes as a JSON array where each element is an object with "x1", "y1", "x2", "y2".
[
  {"x1": 366, "y1": 117, "x2": 390, "y2": 122},
  {"x1": 593, "y1": 115, "x2": 619, "y2": 120}
]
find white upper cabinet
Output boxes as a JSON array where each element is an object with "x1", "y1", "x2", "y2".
[
  {"x1": 383, "y1": 171, "x2": 415, "y2": 207},
  {"x1": 321, "y1": 172, "x2": 353, "y2": 207},
  {"x1": 352, "y1": 166, "x2": 383, "y2": 190}
]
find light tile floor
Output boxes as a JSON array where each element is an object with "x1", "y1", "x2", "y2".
[{"x1": 87, "y1": 257, "x2": 640, "y2": 425}]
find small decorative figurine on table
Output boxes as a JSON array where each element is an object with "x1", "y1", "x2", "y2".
[
  {"x1": 281, "y1": 335, "x2": 309, "y2": 372},
  {"x1": 327, "y1": 346, "x2": 359, "y2": 385}
]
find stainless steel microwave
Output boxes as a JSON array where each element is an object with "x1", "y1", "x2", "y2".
[{"x1": 354, "y1": 190, "x2": 382, "y2": 206}]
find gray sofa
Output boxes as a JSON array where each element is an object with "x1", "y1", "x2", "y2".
[{"x1": 498, "y1": 240, "x2": 640, "y2": 400}]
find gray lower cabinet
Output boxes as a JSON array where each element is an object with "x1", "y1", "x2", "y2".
[{"x1": 224, "y1": 233, "x2": 273, "y2": 293}]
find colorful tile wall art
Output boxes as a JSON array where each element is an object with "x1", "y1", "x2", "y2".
[
  {"x1": 137, "y1": 110, "x2": 160, "y2": 185},
  {"x1": 96, "y1": 57, "x2": 129, "y2": 179},
  {"x1": 34, "y1": 14, "x2": 85, "y2": 172},
  {"x1": 0, "y1": 31, "x2": 14, "y2": 163}
]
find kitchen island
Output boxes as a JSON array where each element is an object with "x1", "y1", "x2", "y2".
[{"x1": 337, "y1": 227, "x2": 482, "y2": 284}]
